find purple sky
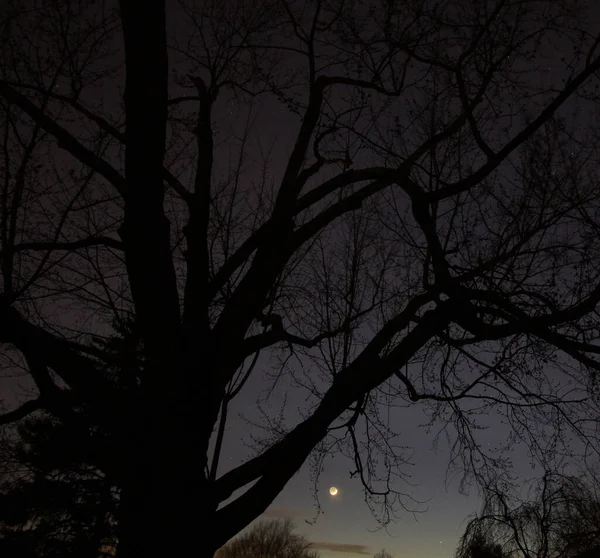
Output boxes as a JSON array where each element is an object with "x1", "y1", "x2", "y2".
[{"x1": 216, "y1": 356, "x2": 551, "y2": 558}]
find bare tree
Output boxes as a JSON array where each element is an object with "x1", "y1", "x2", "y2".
[
  {"x1": 456, "y1": 472, "x2": 600, "y2": 558},
  {"x1": 455, "y1": 534, "x2": 507, "y2": 558},
  {"x1": 216, "y1": 519, "x2": 318, "y2": 558},
  {"x1": 373, "y1": 548, "x2": 394, "y2": 558},
  {"x1": 1, "y1": 0, "x2": 600, "y2": 557}
]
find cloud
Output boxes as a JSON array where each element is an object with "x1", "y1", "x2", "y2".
[
  {"x1": 261, "y1": 507, "x2": 297, "y2": 518},
  {"x1": 310, "y1": 542, "x2": 371, "y2": 555}
]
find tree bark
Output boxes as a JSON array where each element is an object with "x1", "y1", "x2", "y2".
[
  {"x1": 115, "y1": 1, "x2": 213, "y2": 554},
  {"x1": 115, "y1": 412, "x2": 218, "y2": 558}
]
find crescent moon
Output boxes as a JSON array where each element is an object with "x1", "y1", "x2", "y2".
[{"x1": 329, "y1": 486, "x2": 338, "y2": 496}]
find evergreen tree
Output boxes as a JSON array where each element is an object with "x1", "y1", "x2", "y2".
[{"x1": 0, "y1": 320, "x2": 139, "y2": 556}]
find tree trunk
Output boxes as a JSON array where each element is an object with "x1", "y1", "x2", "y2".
[
  {"x1": 116, "y1": 478, "x2": 217, "y2": 558},
  {"x1": 114, "y1": 408, "x2": 218, "y2": 558}
]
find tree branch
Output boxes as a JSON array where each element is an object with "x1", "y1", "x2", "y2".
[
  {"x1": 207, "y1": 168, "x2": 394, "y2": 300},
  {"x1": 295, "y1": 167, "x2": 391, "y2": 213},
  {"x1": 0, "y1": 81, "x2": 127, "y2": 194},
  {"x1": 214, "y1": 292, "x2": 438, "y2": 503},
  {"x1": 0, "y1": 398, "x2": 42, "y2": 425},
  {"x1": 182, "y1": 77, "x2": 214, "y2": 343},
  {"x1": 430, "y1": 54, "x2": 600, "y2": 202},
  {"x1": 214, "y1": 299, "x2": 453, "y2": 542},
  {"x1": 5, "y1": 236, "x2": 124, "y2": 255},
  {"x1": 210, "y1": 77, "x2": 330, "y2": 392},
  {"x1": 291, "y1": 178, "x2": 394, "y2": 249},
  {"x1": 1, "y1": 81, "x2": 192, "y2": 203},
  {"x1": 0, "y1": 305, "x2": 113, "y2": 405}
]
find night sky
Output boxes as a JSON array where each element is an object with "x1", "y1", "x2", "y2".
[
  {"x1": 203, "y1": 4, "x2": 599, "y2": 554},
  {"x1": 216, "y1": 353, "x2": 544, "y2": 558},
  {"x1": 2, "y1": 1, "x2": 600, "y2": 557},
  {"x1": 224, "y1": 396, "x2": 482, "y2": 558},
  {"x1": 204, "y1": 96, "x2": 475, "y2": 558}
]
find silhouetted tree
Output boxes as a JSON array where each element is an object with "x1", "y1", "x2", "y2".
[
  {"x1": 216, "y1": 519, "x2": 318, "y2": 558},
  {"x1": 0, "y1": 323, "x2": 136, "y2": 556},
  {"x1": 455, "y1": 534, "x2": 506, "y2": 558},
  {"x1": 373, "y1": 548, "x2": 394, "y2": 558},
  {"x1": 1, "y1": 1, "x2": 600, "y2": 557},
  {"x1": 0, "y1": 415, "x2": 117, "y2": 558},
  {"x1": 456, "y1": 472, "x2": 600, "y2": 558}
]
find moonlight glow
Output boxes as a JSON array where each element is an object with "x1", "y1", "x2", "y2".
[{"x1": 329, "y1": 486, "x2": 338, "y2": 496}]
